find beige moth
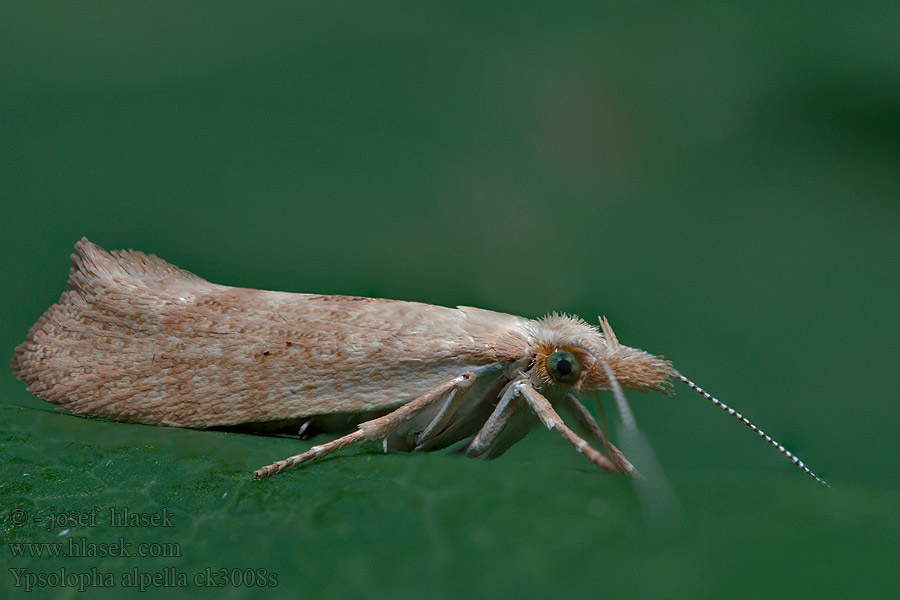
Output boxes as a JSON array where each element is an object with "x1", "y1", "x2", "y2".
[{"x1": 10, "y1": 239, "x2": 827, "y2": 486}]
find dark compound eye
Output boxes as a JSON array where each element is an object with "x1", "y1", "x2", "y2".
[{"x1": 547, "y1": 350, "x2": 580, "y2": 384}]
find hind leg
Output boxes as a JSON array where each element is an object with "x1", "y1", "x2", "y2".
[
  {"x1": 253, "y1": 374, "x2": 472, "y2": 479},
  {"x1": 412, "y1": 372, "x2": 475, "y2": 451}
]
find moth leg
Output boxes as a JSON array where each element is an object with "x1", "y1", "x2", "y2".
[
  {"x1": 413, "y1": 371, "x2": 475, "y2": 450},
  {"x1": 253, "y1": 374, "x2": 471, "y2": 479},
  {"x1": 563, "y1": 393, "x2": 638, "y2": 476},
  {"x1": 516, "y1": 381, "x2": 618, "y2": 474},
  {"x1": 465, "y1": 380, "x2": 523, "y2": 458}
]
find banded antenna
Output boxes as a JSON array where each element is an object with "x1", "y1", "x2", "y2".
[{"x1": 674, "y1": 370, "x2": 830, "y2": 488}]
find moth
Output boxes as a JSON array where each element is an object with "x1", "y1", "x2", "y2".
[{"x1": 11, "y1": 238, "x2": 827, "y2": 486}]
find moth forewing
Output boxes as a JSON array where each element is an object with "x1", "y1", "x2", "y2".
[
  {"x1": 11, "y1": 238, "x2": 827, "y2": 488},
  {"x1": 12, "y1": 239, "x2": 514, "y2": 428}
]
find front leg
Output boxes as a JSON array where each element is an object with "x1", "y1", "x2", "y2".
[
  {"x1": 465, "y1": 378, "x2": 622, "y2": 474},
  {"x1": 516, "y1": 381, "x2": 620, "y2": 474},
  {"x1": 563, "y1": 393, "x2": 637, "y2": 476}
]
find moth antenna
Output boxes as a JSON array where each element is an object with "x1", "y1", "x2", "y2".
[
  {"x1": 596, "y1": 356, "x2": 636, "y2": 432},
  {"x1": 674, "y1": 370, "x2": 830, "y2": 488}
]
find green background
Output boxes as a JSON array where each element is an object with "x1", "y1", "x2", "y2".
[{"x1": 2, "y1": 3, "x2": 898, "y2": 599}]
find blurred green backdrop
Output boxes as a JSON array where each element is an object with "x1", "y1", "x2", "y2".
[{"x1": 2, "y1": 2, "x2": 898, "y2": 599}]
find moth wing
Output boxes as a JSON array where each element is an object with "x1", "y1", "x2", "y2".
[{"x1": 12, "y1": 239, "x2": 523, "y2": 429}]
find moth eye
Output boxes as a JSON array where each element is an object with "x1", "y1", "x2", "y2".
[{"x1": 547, "y1": 350, "x2": 580, "y2": 384}]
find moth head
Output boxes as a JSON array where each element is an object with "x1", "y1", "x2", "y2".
[
  {"x1": 528, "y1": 314, "x2": 673, "y2": 393},
  {"x1": 527, "y1": 314, "x2": 830, "y2": 488}
]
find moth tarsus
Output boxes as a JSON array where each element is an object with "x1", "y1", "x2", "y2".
[{"x1": 11, "y1": 238, "x2": 828, "y2": 488}]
